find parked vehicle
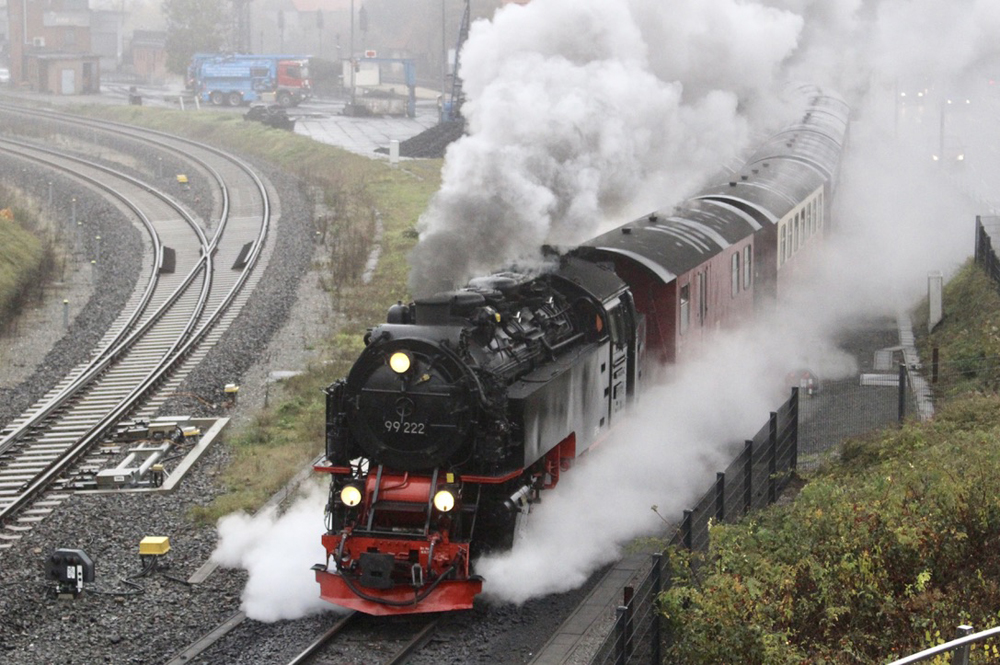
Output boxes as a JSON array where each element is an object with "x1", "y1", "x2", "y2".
[
  {"x1": 192, "y1": 54, "x2": 311, "y2": 107},
  {"x1": 243, "y1": 104, "x2": 295, "y2": 131}
]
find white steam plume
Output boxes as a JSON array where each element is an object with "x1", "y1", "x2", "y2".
[
  {"x1": 476, "y1": 294, "x2": 861, "y2": 603},
  {"x1": 408, "y1": 0, "x2": 810, "y2": 294},
  {"x1": 211, "y1": 482, "x2": 337, "y2": 622},
  {"x1": 476, "y1": 110, "x2": 982, "y2": 603},
  {"x1": 446, "y1": 0, "x2": 998, "y2": 605}
]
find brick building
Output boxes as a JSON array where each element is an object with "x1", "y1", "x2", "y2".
[{"x1": 8, "y1": 0, "x2": 101, "y2": 94}]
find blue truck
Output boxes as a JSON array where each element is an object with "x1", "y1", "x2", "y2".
[{"x1": 192, "y1": 54, "x2": 312, "y2": 107}]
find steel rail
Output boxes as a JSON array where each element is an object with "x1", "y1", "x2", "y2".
[
  {"x1": 0, "y1": 101, "x2": 233, "y2": 253},
  {"x1": 161, "y1": 610, "x2": 248, "y2": 665},
  {"x1": 0, "y1": 112, "x2": 270, "y2": 526},
  {"x1": 284, "y1": 615, "x2": 439, "y2": 665},
  {"x1": 284, "y1": 613, "x2": 359, "y2": 665},
  {"x1": 0, "y1": 154, "x2": 218, "y2": 523},
  {"x1": 0, "y1": 137, "x2": 209, "y2": 456},
  {"x1": 0, "y1": 102, "x2": 238, "y2": 249},
  {"x1": 384, "y1": 617, "x2": 442, "y2": 665},
  {"x1": 1, "y1": 103, "x2": 275, "y2": 336}
]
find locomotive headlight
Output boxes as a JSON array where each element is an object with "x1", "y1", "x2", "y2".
[
  {"x1": 433, "y1": 488, "x2": 456, "y2": 512},
  {"x1": 388, "y1": 351, "x2": 412, "y2": 374},
  {"x1": 340, "y1": 484, "x2": 363, "y2": 507}
]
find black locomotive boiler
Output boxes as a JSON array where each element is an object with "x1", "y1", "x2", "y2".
[{"x1": 312, "y1": 85, "x2": 850, "y2": 615}]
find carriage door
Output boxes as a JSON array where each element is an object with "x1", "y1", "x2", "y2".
[{"x1": 605, "y1": 297, "x2": 630, "y2": 422}]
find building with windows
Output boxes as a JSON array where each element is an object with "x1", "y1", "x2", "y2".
[{"x1": 7, "y1": 0, "x2": 100, "y2": 94}]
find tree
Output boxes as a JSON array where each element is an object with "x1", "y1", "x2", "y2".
[{"x1": 163, "y1": 0, "x2": 228, "y2": 75}]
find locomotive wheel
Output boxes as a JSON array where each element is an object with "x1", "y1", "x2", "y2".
[{"x1": 209, "y1": 90, "x2": 224, "y2": 106}]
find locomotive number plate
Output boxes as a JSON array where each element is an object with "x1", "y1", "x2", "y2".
[{"x1": 385, "y1": 420, "x2": 426, "y2": 434}]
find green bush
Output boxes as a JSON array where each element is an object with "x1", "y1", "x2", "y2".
[{"x1": 661, "y1": 395, "x2": 1000, "y2": 663}]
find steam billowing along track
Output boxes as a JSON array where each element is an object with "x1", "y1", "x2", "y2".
[{"x1": 0, "y1": 105, "x2": 272, "y2": 543}]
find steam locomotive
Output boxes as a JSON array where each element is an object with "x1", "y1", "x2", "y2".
[{"x1": 312, "y1": 85, "x2": 850, "y2": 615}]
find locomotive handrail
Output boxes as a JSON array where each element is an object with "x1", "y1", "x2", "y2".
[{"x1": 422, "y1": 467, "x2": 440, "y2": 535}]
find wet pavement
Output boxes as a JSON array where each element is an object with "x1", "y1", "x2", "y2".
[{"x1": 105, "y1": 81, "x2": 445, "y2": 159}]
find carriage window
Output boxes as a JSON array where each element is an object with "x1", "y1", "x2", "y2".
[
  {"x1": 680, "y1": 284, "x2": 690, "y2": 333},
  {"x1": 731, "y1": 253, "x2": 739, "y2": 297},
  {"x1": 743, "y1": 245, "x2": 752, "y2": 289},
  {"x1": 794, "y1": 213, "x2": 800, "y2": 251}
]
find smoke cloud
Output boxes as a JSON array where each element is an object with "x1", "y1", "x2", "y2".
[
  {"x1": 211, "y1": 482, "x2": 335, "y2": 621},
  {"x1": 407, "y1": 0, "x2": 812, "y2": 294},
  {"x1": 217, "y1": 0, "x2": 999, "y2": 618}
]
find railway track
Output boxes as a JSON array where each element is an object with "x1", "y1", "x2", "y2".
[
  {"x1": 163, "y1": 608, "x2": 442, "y2": 665},
  {"x1": 288, "y1": 614, "x2": 442, "y2": 665},
  {"x1": 0, "y1": 106, "x2": 273, "y2": 546}
]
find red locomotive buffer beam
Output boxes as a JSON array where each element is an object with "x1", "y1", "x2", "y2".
[
  {"x1": 315, "y1": 532, "x2": 481, "y2": 615},
  {"x1": 314, "y1": 470, "x2": 483, "y2": 615}
]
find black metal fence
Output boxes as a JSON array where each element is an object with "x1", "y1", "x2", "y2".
[
  {"x1": 975, "y1": 215, "x2": 1000, "y2": 286},
  {"x1": 589, "y1": 388, "x2": 800, "y2": 665}
]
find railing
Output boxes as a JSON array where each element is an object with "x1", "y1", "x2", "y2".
[
  {"x1": 887, "y1": 625, "x2": 1000, "y2": 665},
  {"x1": 589, "y1": 388, "x2": 800, "y2": 665},
  {"x1": 975, "y1": 215, "x2": 1000, "y2": 287}
]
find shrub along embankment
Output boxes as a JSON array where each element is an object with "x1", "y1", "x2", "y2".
[
  {"x1": 0, "y1": 193, "x2": 53, "y2": 333},
  {"x1": 662, "y1": 259, "x2": 1000, "y2": 664}
]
